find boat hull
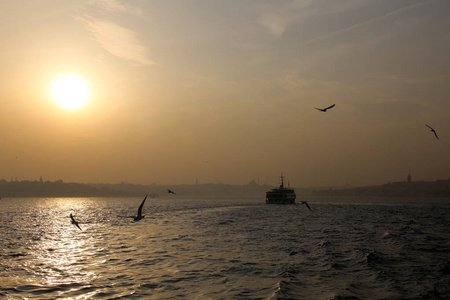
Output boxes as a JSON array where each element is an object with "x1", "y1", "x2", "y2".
[
  {"x1": 265, "y1": 192, "x2": 296, "y2": 204},
  {"x1": 266, "y1": 174, "x2": 296, "y2": 204}
]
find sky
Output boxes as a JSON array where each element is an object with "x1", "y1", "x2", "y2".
[{"x1": 1, "y1": 0, "x2": 449, "y2": 188}]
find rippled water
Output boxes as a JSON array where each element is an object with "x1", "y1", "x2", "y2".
[{"x1": 1, "y1": 197, "x2": 449, "y2": 299}]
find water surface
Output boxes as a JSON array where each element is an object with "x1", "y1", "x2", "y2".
[{"x1": 1, "y1": 197, "x2": 449, "y2": 299}]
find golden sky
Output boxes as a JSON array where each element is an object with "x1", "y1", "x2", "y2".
[{"x1": 1, "y1": 0, "x2": 449, "y2": 187}]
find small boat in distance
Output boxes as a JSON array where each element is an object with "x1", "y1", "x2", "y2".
[{"x1": 266, "y1": 174, "x2": 296, "y2": 204}]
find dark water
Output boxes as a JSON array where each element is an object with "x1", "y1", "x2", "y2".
[{"x1": 1, "y1": 197, "x2": 449, "y2": 299}]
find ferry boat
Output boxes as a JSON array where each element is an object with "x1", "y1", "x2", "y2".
[{"x1": 266, "y1": 175, "x2": 296, "y2": 204}]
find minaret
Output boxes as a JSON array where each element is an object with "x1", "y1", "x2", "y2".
[{"x1": 407, "y1": 173, "x2": 412, "y2": 184}]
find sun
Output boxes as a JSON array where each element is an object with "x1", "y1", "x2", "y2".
[{"x1": 51, "y1": 75, "x2": 89, "y2": 109}]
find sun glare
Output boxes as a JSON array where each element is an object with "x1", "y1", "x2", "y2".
[{"x1": 51, "y1": 75, "x2": 89, "y2": 109}]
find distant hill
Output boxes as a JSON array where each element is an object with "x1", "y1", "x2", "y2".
[
  {"x1": 0, "y1": 179, "x2": 125, "y2": 198},
  {"x1": 1, "y1": 178, "x2": 449, "y2": 198},
  {"x1": 0, "y1": 179, "x2": 273, "y2": 198},
  {"x1": 312, "y1": 179, "x2": 450, "y2": 197}
]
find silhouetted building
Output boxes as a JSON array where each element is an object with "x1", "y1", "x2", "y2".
[{"x1": 407, "y1": 173, "x2": 412, "y2": 184}]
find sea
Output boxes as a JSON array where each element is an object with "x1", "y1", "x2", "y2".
[{"x1": 1, "y1": 196, "x2": 449, "y2": 300}]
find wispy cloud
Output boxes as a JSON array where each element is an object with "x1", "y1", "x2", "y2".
[
  {"x1": 257, "y1": 13, "x2": 295, "y2": 36},
  {"x1": 78, "y1": 0, "x2": 154, "y2": 65},
  {"x1": 88, "y1": 0, "x2": 142, "y2": 15},
  {"x1": 257, "y1": 0, "x2": 435, "y2": 40},
  {"x1": 79, "y1": 16, "x2": 155, "y2": 65},
  {"x1": 306, "y1": 0, "x2": 437, "y2": 44},
  {"x1": 257, "y1": 0, "x2": 313, "y2": 36}
]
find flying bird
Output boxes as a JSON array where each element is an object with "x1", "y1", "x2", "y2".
[
  {"x1": 70, "y1": 213, "x2": 82, "y2": 230},
  {"x1": 134, "y1": 195, "x2": 148, "y2": 221},
  {"x1": 301, "y1": 201, "x2": 312, "y2": 211},
  {"x1": 167, "y1": 189, "x2": 176, "y2": 195},
  {"x1": 314, "y1": 104, "x2": 335, "y2": 112},
  {"x1": 425, "y1": 124, "x2": 439, "y2": 139}
]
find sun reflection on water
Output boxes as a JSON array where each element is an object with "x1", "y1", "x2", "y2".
[{"x1": 26, "y1": 198, "x2": 102, "y2": 287}]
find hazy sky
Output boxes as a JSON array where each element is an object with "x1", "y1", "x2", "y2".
[{"x1": 1, "y1": 0, "x2": 449, "y2": 187}]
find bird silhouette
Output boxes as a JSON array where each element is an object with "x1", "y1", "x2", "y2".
[
  {"x1": 70, "y1": 213, "x2": 82, "y2": 230},
  {"x1": 301, "y1": 201, "x2": 312, "y2": 211},
  {"x1": 167, "y1": 189, "x2": 176, "y2": 195},
  {"x1": 314, "y1": 104, "x2": 335, "y2": 112},
  {"x1": 134, "y1": 195, "x2": 148, "y2": 221},
  {"x1": 425, "y1": 124, "x2": 439, "y2": 139}
]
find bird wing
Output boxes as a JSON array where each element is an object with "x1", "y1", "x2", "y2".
[
  {"x1": 325, "y1": 104, "x2": 335, "y2": 110},
  {"x1": 303, "y1": 202, "x2": 312, "y2": 211},
  {"x1": 70, "y1": 214, "x2": 82, "y2": 230},
  {"x1": 314, "y1": 107, "x2": 324, "y2": 111},
  {"x1": 70, "y1": 214, "x2": 77, "y2": 224},
  {"x1": 426, "y1": 125, "x2": 439, "y2": 139},
  {"x1": 137, "y1": 195, "x2": 148, "y2": 217}
]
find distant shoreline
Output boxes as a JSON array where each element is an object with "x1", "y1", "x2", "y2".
[
  {"x1": 1, "y1": 178, "x2": 449, "y2": 198},
  {"x1": 312, "y1": 179, "x2": 450, "y2": 198}
]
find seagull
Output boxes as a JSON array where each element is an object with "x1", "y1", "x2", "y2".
[
  {"x1": 167, "y1": 189, "x2": 176, "y2": 195},
  {"x1": 425, "y1": 124, "x2": 439, "y2": 139},
  {"x1": 70, "y1": 213, "x2": 82, "y2": 230},
  {"x1": 134, "y1": 195, "x2": 148, "y2": 221},
  {"x1": 301, "y1": 201, "x2": 312, "y2": 211},
  {"x1": 314, "y1": 104, "x2": 335, "y2": 112}
]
